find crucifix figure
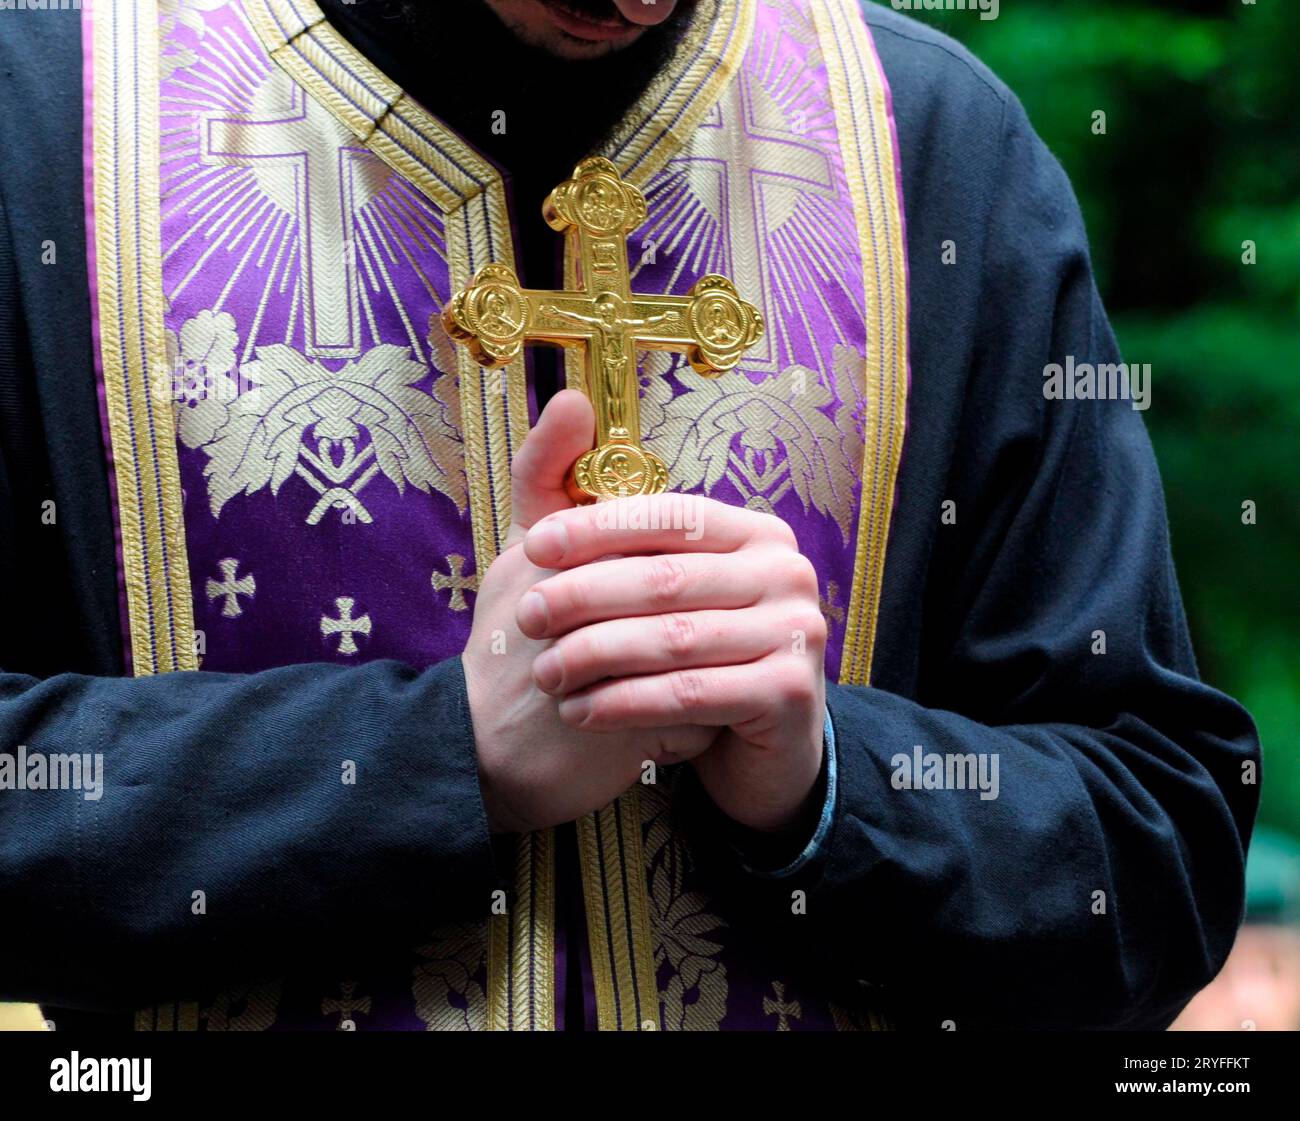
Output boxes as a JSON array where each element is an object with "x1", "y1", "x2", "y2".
[{"x1": 440, "y1": 157, "x2": 763, "y2": 502}]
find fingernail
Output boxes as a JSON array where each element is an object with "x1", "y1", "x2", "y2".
[
  {"x1": 526, "y1": 519, "x2": 568, "y2": 565},
  {"x1": 517, "y1": 591, "x2": 549, "y2": 636},
  {"x1": 533, "y1": 648, "x2": 562, "y2": 692},
  {"x1": 559, "y1": 695, "x2": 591, "y2": 725}
]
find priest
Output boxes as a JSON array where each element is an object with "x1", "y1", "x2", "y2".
[{"x1": 0, "y1": 0, "x2": 1259, "y2": 1030}]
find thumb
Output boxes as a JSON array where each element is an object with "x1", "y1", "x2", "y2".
[{"x1": 506, "y1": 388, "x2": 595, "y2": 545}]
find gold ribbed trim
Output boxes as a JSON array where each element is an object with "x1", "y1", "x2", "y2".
[
  {"x1": 814, "y1": 0, "x2": 910, "y2": 689},
  {"x1": 576, "y1": 791, "x2": 660, "y2": 1031},
  {"x1": 90, "y1": 0, "x2": 196, "y2": 678},
  {"x1": 134, "y1": 1000, "x2": 200, "y2": 1032},
  {"x1": 602, "y1": 0, "x2": 752, "y2": 189},
  {"x1": 487, "y1": 830, "x2": 557, "y2": 1031}
]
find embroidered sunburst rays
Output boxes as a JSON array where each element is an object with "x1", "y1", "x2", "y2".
[
  {"x1": 159, "y1": 0, "x2": 864, "y2": 535},
  {"x1": 632, "y1": 29, "x2": 858, "y2": 373},
  {"x1": 628, "y1": 31, "x2": 867, "y2": 542},
  {"x1": 159, "y1": 7, "x2": 466, "y2": 524}
]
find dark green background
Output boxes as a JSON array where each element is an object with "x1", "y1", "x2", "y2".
[{"x1": 872, "y1": 0, "x2": 1298, "y2": 836}]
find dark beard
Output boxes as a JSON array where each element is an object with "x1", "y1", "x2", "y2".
[
  {"x1": 315, "y1": 0, "x2": 692, "y2": 212},
  {"x1": 384, "y1": 0, "x2": 689, "y2": 69},
  {"x1": 329, "y1": 0, "x2": 692, "y2": 149}
]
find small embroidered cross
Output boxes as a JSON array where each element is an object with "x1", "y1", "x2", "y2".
[
  {"x1": 762, "y1": 981, "x2": 803, "y2": 1031},
  {"x1": 430, "y1": 554, "x2": 480, "y2": 612},
  {"x1": 205, "y1": 557, "x2": 256, "y2": 618},
  {"x1": 320, "y1": 597, "x2": 372, "y2": 656}
]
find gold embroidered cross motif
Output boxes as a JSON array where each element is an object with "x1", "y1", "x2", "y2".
[
  {"x1": 430, "y1": 554, "x2": 479, "y2": 612},
  {"x1": 202, "y1": 85, "x2": 380, "y2": 359},
  {"x1": 320, "y1": 597, "x2": 371, "y2": 656},
  {"x1": 441, "y1": 157, "x2": 763, "y2": 502},
  {"x1": 762, "y1": 981, "x2": 803, "y2": 1031},
  {"x1": 205, "y1": 557, "x2": 255, "y2": 618}
]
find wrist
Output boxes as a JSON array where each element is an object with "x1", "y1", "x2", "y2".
[
  {"x1": 726, "y1": 743, "x2": 827, "y2": 869},
  {"x1": 729, "y1": 707, "x2": 837, "y2": 878}
]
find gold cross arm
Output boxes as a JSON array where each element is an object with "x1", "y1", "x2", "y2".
[{"x1": 440, "y1": 157, "x2": 762, "y2": 502}]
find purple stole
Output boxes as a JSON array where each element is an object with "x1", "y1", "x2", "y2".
[{"x1": 81, "y1": 0, "x2": 909, "y2": 1030}]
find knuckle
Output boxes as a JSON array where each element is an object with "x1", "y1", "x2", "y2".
[
  {"x1": 550, "y1": 574, "x2": 587, "y2": 618},
  {"x1": 643, "y1": 556, "x2": 690, "y2": 606},
  {"x1": 659, "y1": 611, "x2": 697, "y2": 659},
  {"x1": 668, "y1": 669, "x2": 707, "y2": 715},
  {"x1": 578, "y1": 628, "x2": 605, "y2": 667},
  {"x1": 758, "y1": 512, "x2": 798, "y2": 548},
  {"x1": 759, "y1": 547, "x2": 817, "y2": 597},
  {"x1": 560, "y1": 630, "x2": 598, "y2": 678},
  {"x1": 791, "y1": 605, "x2": 828, "y2": 648},
  {"x1": 784, "y1": 551, "x2": 820, "y2": 597},
  {"x1": 775, "y1": 666, "x2": 816, "y2": 707},
  {"x1": 809, "y1": 612, "x2": 829, "y2": 648},
  {"x1": 592, "y1": 684, "x2": 632, "y2": 727}
]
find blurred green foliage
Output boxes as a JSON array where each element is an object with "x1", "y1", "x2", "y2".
[{"x1": 878, "y1": 0, "x2": 1298, "y2": 834}]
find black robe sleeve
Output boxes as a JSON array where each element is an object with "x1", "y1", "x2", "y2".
[
  {"x1": 0, "y1": 658, "x2": 497, "y2": 1011},
  {"x1": 708, "y1": 80, "x2": 1259, "y2": 1029}
]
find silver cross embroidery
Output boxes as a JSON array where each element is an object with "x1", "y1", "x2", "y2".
[
  {"x1": 205, "y1": 558, "x2": 256, "y2": 618},
  {"x1": 321, "y1": 597, "x2": 371, "y2": 656}
]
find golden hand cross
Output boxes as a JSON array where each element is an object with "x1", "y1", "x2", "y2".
[{"x1": 441, "y1": 157, "x2": 763, "y2": 502}]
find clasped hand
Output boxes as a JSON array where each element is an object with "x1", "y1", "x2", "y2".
[{"x1": 463, "y1": 391, "x2": 826, "y2": 835}]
